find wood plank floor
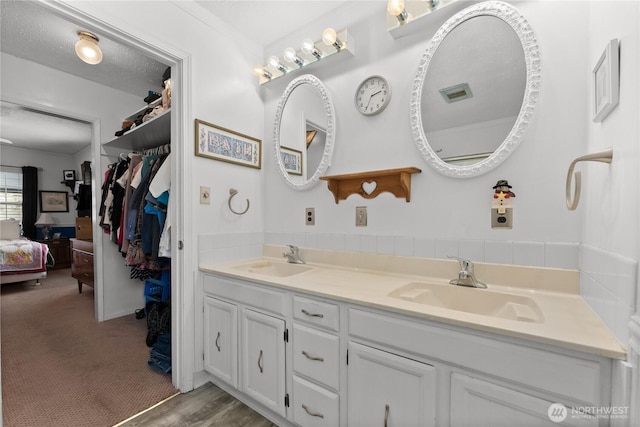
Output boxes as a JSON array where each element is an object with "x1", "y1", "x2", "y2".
[{"x1": 117, "y1": 382, "x2": 278, "y2": 426}]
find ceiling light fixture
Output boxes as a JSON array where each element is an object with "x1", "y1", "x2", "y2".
[
  {"x1": 254, "y1": 28, "x2": 353, "y2": 86},
  {"x1": 75, "y1": 30, "x2": 103, "y2": 65}
]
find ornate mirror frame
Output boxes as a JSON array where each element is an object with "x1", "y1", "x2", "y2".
[
  {"x1": 273, "y1": 74, "x2": 336, "y2": 190},
  {"x1": 410, "y1": 1, "x2": 541, "y2": 178}
]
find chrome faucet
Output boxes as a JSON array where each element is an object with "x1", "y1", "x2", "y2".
[
  {"x1": 283, "y1": 245, "x2": 305, "y2": 264},
  {"x1": 448, "y1": 256, "x2": 487, "y2": 289}
]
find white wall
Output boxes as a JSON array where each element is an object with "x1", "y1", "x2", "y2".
[
  {"x1": 0, "y1": 145, "x2": 77, "y2": 227},
  {"x1": 262, "y1": 1, "x2": 588, "y2": 268}
]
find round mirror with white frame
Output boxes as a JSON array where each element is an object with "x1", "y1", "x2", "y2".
[
  {"x1": 273, "y1": 74, "x2": 335, "y2": 190},
  {"x1": 410, "y1": 1, "x2": 540, "y2": 178}
]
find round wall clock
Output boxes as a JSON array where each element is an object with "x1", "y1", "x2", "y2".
[{"x1": 354, "y1": 75, "x2": 391, "y2": 116}]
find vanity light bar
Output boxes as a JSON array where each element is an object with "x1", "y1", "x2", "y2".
[{"x1": 254, "y1": 28, "x2": 353, "y2": 86}]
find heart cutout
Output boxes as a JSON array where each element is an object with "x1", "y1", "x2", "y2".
[{"x1": 362, "y1": 180, "x2": 377, "y2": 195}]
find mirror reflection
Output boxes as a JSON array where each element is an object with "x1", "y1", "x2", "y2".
[
  {"x1": 274, "y1": 74, "x2": 335, "y2": 190},
  {"x1": 422, "y1": 16, "x2": 525, "y2": 165},
  {"x1": 411, "y1": 1, "x2": 540, "y2": 178}
]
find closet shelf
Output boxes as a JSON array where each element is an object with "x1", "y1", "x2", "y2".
[
  {"x1": 320, "y1": 167, "x2": 422, "y2": 203},
  {"x1": 103, "y1": 108, "x2": 170, "y2": 151}
]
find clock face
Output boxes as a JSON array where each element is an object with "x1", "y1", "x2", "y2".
[{"x1": 355, "y1": 75, "x2": 391, "y2": 116}]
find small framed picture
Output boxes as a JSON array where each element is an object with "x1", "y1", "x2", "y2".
[
  {"x1": 280, "y1": 146, "x2": 303, "y2": 176},
  {"x1": 592, "y1": 38, "x2": 620, "y2": 123},
  {"x1": 63, "y1": 170, "x2": 76, "y2": 181},
  {"x1": 195, "y1": 119, "x2": 262, "y2": 169},
  {"x1": 52, "y1": 232, "x2": 61, "y2": 240}
]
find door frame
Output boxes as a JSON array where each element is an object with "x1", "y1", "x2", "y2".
[{"x1": 39, "y1": 0, "x2": 195, "y2": 393}]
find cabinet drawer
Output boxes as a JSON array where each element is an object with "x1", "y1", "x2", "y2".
[
  {"x1": 71, "y1": 251, "x2": 94, "y2": 286},
  {"x1": 293, "y1": 323, "x2": 340, "y2": 390},
  {"x1": 293, "y1": 296, "x2": 339, "y2": 331},
  {"x1": 203, "y1": 275, "x2": 287, "y2": 317},
  {"x1": 292, "y1": 375, "x2": 339, "y2": 427}
]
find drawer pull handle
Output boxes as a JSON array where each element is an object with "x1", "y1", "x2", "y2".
[
  {"x1": 384, "y1": 404, "x2": 390, "y2": 427},
  {"x1": 258, "y1": 350, "x2": 264, "y2": 373},
  {"x1": 302, "y1": 404, "x2": 324, "y2": 419},
  {"x1": 301, "y1": 350, "x2": 324, "y2": 362},
  {"x1": 83, "y1": 259, "x2": 90, "y2": 263},
  {"x1": 215, "y1": 332, "x2": 221, "y2": 352},
  {"x1": 301, "y1": 308, "x2": 324, "y2": 318}
]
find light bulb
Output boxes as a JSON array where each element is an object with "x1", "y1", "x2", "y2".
[
  {"x1": 252, "y1": 65, "x2": 271, "y2": 79},
  {"x1": 322, "y1": 28, "x2": 343, "y2": 50},
  {"x1": 301, "y1": 38, "x2": 321, "y2": 59},
  {"x1": 283, "y1": 47, "x2": 303, "y2": 66},
  {"x1": 387, "y1": 0, "x2": 405, "y2": 16},
  {"x1": 268, "y1": 56, "x2": 280, "y2": 68}
]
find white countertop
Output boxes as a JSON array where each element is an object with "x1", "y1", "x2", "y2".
[{"x1": 200, "y1": 246, "x2": 626, "y2": 360}]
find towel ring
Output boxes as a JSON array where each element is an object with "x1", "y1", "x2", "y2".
[
  {"x1": 228, "y1": 188, "x2": 250, "y2": 215},
  {"x1": 566, "y1": 147, "x2": 613, "y2": 210}
]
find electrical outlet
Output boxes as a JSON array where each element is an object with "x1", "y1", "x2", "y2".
[
  {"x1": 200, "y1": 186, "x2": 211, "y2": 204},
  {"x1": 491, "y1": 208, "x2": 512, "y2": 229},
  {"x1": 356, "y1": 206, "x2": 367, "y2": 227},
  {"x1": 306, "y1": 208, "x2": 315, "y2": 226}
]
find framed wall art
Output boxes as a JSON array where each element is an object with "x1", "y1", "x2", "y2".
[
  {"x1": 592, "y1": 38, "x2": 620, "y2": 123},
  {"x1": 39, "y1": 191, "x2": 69, "y2": 213},
  {"x1": 279, "y1": 146, "x2": 302, "y2": 176},
  {"x1": 195, "y1": 119, "x2": 261, "y2": 169},
  {"x1": 63, "y1": 169, "x2": 76, "y2": 181}
]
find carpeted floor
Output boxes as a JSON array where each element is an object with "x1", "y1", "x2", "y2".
[{"x1": 1, "y1": 268, "x2": 178, "y2": 427}]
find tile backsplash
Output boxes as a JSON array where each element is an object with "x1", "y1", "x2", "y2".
[{"x1": 580, "y1": 244, "x2": 638, "y2": 348}]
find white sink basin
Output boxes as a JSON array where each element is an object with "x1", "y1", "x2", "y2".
[
  {"x1": 232, "y1": 261, "x2": 313, "y2": 277},
  {"x1": 388, "y1": 282, "x2": 544, "y2": 323}
]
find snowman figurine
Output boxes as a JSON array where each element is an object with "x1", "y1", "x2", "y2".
[{"x1": 492, "y1": 180, "x2": 515, "y2": 214}]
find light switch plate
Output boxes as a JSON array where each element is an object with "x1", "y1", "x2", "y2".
[
  {"x1": 200, "y1": 186, "x2": 210, "y2": 204},
  {"x1": 356, "y1": 206, "x2": 367, "y2": 227}
]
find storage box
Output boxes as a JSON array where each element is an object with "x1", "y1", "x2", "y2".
[{"x1": 75, "y1": 217, "x2": 92, "y2": 240}]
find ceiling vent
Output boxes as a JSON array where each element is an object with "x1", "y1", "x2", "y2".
[{"x1": 439, "y1": 83, "x2": 473, "y2": 103}]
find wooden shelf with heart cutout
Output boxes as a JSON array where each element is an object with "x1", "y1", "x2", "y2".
[{"x1": 320, "y1": 167, "x2": 422, "y2": 204}]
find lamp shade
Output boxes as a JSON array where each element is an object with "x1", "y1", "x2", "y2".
[{"x1": 35, "y1": 213, "x2": 56, "y2": 226}]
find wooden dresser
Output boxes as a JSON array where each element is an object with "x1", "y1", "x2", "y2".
[{"x1": 70, "y1": 239, "x2": 94, "y2": 294}]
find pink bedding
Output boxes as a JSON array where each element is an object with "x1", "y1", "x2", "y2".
[{"x1": 0, "y1": 239, "x2": 48, "y2": 276}]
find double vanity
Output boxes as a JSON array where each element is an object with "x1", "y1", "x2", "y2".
[{"x1": 200, "y1": 245, "x2": 625, "y2": 427}]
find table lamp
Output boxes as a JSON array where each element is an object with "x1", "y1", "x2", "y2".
[{"x1": 35, "y1": 213, "x2": 56, "y2": 240}]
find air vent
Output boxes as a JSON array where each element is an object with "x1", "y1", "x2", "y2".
[{"x1": 439, "y1": 83, "x2": 473, "y2": 103}]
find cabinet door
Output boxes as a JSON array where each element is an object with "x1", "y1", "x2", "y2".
[
  {"x1": 450, "y1": 372, "x2": 597, "y2": 426},
  {"x1": 348, "y1": 342, "x2": 436, "y2": 427},
  {"x1": 242, "y1": 308, "x2": 286, "y2": 417},
  {"x1": 204, "y1": 296, "x2": 238, "y2": 387}
]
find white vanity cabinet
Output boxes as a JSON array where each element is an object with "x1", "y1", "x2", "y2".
[
  {"x1": 203, "y1": 296, "x2": 238, "y2": 387},
  {"x1": 242, "y1": 308, "x2": 287, "y2": 416},
  {"x1": 201, "y1": 269, "x2": 615, "y2": 427},
  {"x1": 202, "y1": 275, "x2": 289, "y2": 419},
  {"x1": 291, "y1": 295, "x2": 341, "y2": 427},
  {"x1": 349, "y1": 308, "x2": 610, "y2": 426},
  {"x1": 450, "y1": 372, "x2": 596, "y2": 426},
  {"x1": 347, "y1": 341, "x2": 437, "y2": 427}
]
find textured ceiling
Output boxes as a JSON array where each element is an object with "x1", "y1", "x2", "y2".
[{"x1": 0, "y1": 0, "x2": 346, "y2": 155}]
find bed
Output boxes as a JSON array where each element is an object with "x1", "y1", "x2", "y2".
[{"x1": 0, "y1": 220, "x2": 48, "y2": 285}]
